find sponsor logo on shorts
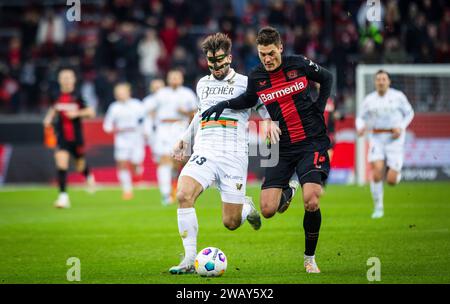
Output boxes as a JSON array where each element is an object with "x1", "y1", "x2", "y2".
[
  {"x1": 224, "y1": 174, "x2": 243, "y2": 180},
  {"x1": 236, "y1": 183, "x2": 243, "y2": 190}
]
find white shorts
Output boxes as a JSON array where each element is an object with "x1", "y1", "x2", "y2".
[
  {"x1": 153, "y1": 121, "x2": 188, "y2": 159},
  {"x1": 115, "y1": 144, "x2": 145, "y2": 164},
  {"x1": 368, "y1": 133, "x2": 405, "y2": 172},
  {"x1": 179, "y1": 150, "x2": 248, "y2": 204},
  {"x1": 114, "y1": 133, "x2": 145, "y2": 164}
]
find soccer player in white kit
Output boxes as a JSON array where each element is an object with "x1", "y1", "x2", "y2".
[
  {"x1": 142, "y1": 78, "x2": 165, "y2": 161},
  {"x1": 356, "y1": 70, "x2": 414, "y2": 219},
  {"x1": 147, "y1": 70, "x2": 198, "y2": 205},
  {"x1": 168, "y1": 33, "x2": 281, "y2": 274},
  {"x1": 103, "y1": 83, "x2": 146, "y2": 200}
]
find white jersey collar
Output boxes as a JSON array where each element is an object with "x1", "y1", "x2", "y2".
[{"x1": 210, "y1": 68, "x2": 236, "y2": 82}]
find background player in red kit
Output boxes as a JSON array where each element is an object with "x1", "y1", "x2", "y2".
[
  {"x1": 43, "y1": 68, "x2": 96, "y2": 208},
  {"x1": 202, "y1": 27, "x2": 333, "y2": 273}
]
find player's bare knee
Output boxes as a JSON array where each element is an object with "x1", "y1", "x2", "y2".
[
  {"x1": 386, "y1": 171, "x2": 400, "y2": 186},
  {"x1": 303, "y1": 191, "x2": 320, "y2": 212},
  {"x1": 386, "y1": 178, "x2": 397, "y2": 186},
  {"x1": 75, "y1": 162, "x2": 84, "y2": 172},
  {"x1": 223, "y1": 217, "x2": 240, "y2": 230},
  {"x1": 262, "y1": 207, "x2": 276, "y2": 219},
  {"x1": 260, "y1": 201, "x2": 277, "y2": 218},
  {"x1": 176, "y1": 189, "x2": 194, "y2": 208},
  {"x1": 304, "y1": 198, "x2": 320, "y2": 212},
  {"x1": 372, "y1": 172, "x2": 383, "y2": 182}
]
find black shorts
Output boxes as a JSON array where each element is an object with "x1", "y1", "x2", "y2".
[
  {"x1": 56, "y1": 141, "x2": 85, "y2": 159},
  {"x1": 261, "y1": 143, "x2": 330, "y2": 189}
]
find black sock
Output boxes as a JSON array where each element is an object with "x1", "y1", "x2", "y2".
[
  {"x1": 83, "y1": 165, "x2": 90, "y2": 179},
  {"x1": 57, "y1": 169, "x2": 67, "y2": 193},
  {"x1": 303, "y1": 209, "x2": 322, "y2": 256}
]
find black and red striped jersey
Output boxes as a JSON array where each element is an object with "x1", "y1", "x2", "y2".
[
  {"x1": 52, "y1": 92, "x2": 87, "y2": 145},
  {"x1": 226, "y1": 55, "x2": 333, "y2": 152}
]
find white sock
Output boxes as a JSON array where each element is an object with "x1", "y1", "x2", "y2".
[
  {"x1": 59, "y1": 192, "x2": 68, "y2": 199},
  {"x1": 370, "y1": 181, "x2": 384, "y2": 210},
  {"x1": 289, "y1": 173, "x2": 299, "y2": 183},
  {"x1": 118, "y1": 169, "x2": 132, "y2": 193},
  {"x1": 177, "y1": 208, "x2": 198, "y2": 262},
  {"x1": 240, "y1": 202, "x2": 252, "y2": 226},
  {"x1": 157, "y1": 164, "x2": 172, "y2": 199},
  {"x1": 396, "y1": 173, "x2": 402, "y2": 184}
]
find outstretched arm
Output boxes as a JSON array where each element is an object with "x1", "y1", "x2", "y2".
[{"x1": 201, "y1": 79, "x2": 259, "y2": 121}]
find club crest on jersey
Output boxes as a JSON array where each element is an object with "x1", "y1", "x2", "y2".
[
  {"x1": 258, "y1": 80, "x2": 267, "y2": 87},
  {"x1": 305, "y1": 56, "x2": 320, "y2": 72},
  {"x1": 286, "y1": 70, "x2": 298, "y2": 80}
]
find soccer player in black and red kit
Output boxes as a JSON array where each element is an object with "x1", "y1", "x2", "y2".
[
  {"x1": 43, "y1": 68, "x2": 96, "y2": 208},
  {"x1": 202, "y1": 27, "x2": 333, "y2": 273}
]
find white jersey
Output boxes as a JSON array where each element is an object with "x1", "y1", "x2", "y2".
[
  {"x1": 192, "y1": 69, "x2": 270, "y2": 154},
  {"x1": 142, "y1": 93, "x2": 157, "y2": 139},
  {"x1": 356, "y1": 88, "x2": 414, "y2": 132},
  {"x1": 147, "y1": 85, "x2": 197, "y2": 124},
  {"x1": 103, "y1": 98, "x2": 145, "y2": 149}
]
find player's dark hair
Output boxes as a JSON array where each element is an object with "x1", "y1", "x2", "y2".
[
  {"x1": 376, "y1": 69, "x2": 391, "y2": 79},
  {"x1": 201, "y1": 33, "x2": 232, "y2": 55},
  {"x1": 256, "y1": 26, "x2": 282, "y2": 46},
  {"x1": 168, "y1": 67, "x2": 184, "y2": 74}
]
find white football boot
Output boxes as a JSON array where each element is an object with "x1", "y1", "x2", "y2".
[
  {"x1": 169, "y1": 255, "x2": 196, "y2": 275},
  {"x1": 244, "y1": 196, "x2": 262, "y2": 230},
  {"x1": 54, "y1": 193, "x2": 71, "y2": 209},
  {"x1": 304, "y1": 255, "x2": 321, "y2": 273},
  {"x1": 86, "y1": 173, "x2": 96, "y2": 194},
  {"x1": 371, "y1": 208, "x2": 384, "y2": 219}
]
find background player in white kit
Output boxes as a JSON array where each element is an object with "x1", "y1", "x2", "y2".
[
  {"x1": 356, "y1": 70, "x2": 414, "y2": 219},
  {"x1": 142, "y1": 78, "x2": 165, "y2": 161},
  {"x1": 147, "y1": 69, "x2": 198, "y2": 205},
  {"x1": 168, "y1": 33, "x2": 281, "y2": 274},
  {"x1": 103, "y1": 83, "x2": 146, "y2": 200}
]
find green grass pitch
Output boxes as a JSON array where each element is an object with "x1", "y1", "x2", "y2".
[{"x1": 0, "y1": 182, "x2": 449, "y2": 284}]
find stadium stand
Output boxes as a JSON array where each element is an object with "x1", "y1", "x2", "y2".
[{"x1": 0, "y1": 0, "x2": 449, "y2": 115}]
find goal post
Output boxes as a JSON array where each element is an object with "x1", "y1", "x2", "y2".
[{"x1": 355, "y1": 64, "x2": 450, "y2": 185}]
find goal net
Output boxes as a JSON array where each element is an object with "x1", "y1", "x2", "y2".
[{"x1": 355, "y1": 64, "x2": 450, "y2": 185}]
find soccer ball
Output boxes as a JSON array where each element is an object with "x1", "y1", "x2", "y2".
[{"x1": 194, "y1": 247, "x2": 227, "y2": 277}]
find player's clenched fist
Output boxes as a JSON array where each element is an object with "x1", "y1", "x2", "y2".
[{"x1": 171, "y1": 140, "x2": 189, "y2": 162}]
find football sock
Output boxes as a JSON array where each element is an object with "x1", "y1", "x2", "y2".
[
  {"x1": 240, "y1": 201, "x2": 252, "y2": 226},
  {"x1": 396, "y1": 173, "x2": 402, "y2": 184},
  {"x1": 157, "y1": 164, "x2": 172, "y2": 200},
  {"x1": 303, "y1": 209, "x2": 322, "y2": 256},
  {"x1": 370, "y1": 181, "x2": 384, "y2": 209},
  {"x1": 83, "y1": 165, "x2": 90, "y2": 179},
  {"x1": 57, "y1": 169, "x2": 67, "y2": 193},
  {"x1": 118, "y1": 169, "x2": 132, "y2": 193},
  {"x1": 177, "y1": 208, "x2": 198, "y2": 262}
]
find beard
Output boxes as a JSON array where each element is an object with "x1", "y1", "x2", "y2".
[{"x1": 210, "y1": 65, "x2": 230, "y2": 80}]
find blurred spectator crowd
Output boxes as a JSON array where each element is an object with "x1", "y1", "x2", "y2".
[{"x1": 0, "y1": 0, "x2": 449, "y2": 115}]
